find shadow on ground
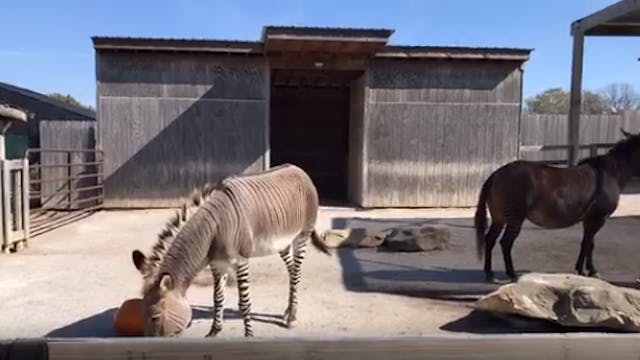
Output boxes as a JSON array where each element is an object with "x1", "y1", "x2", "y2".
[
  {"x1": 191, "y1": 305, "x2": 288, "y2": 329},
  {"x1": 439, "y1": 310, "x2": 631, "y2": 334},
  {"x1": 46, "y1": 305, "x2": 288, "y2": 338},
  {"x1": 332, "y1": 215, "x2": 640, "y2": 301},
  {"x1": 46, "y1": 308, "x2": 119, "y2": 337}
]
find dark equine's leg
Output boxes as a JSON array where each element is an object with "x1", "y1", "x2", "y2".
[
  {"x1": 499, "y1": 220, "x2": 524, "y2": 282},
  {"x1": 483, "y1": 221, "x2": 504, "y2": 283},
  {"x1": 576, "y1": 215, "x2": 606, "y2": 277}
]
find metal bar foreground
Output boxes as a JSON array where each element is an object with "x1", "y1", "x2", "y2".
[{"x1": 4, "y1": 334, "x2": 640, "y2": 360}]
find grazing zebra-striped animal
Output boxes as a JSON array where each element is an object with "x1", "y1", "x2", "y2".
[{"x1": 131, "y1": 163, "x2": 331, "y2": 337}]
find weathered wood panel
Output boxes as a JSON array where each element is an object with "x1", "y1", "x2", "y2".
[
  {"x1": 360, "y1": 59, "x2": 523, "y2": 207},
  {"x1": 520, "y1": 112, "x2": 640, "y2": 162},
  {"x1": 348, "y1": 74, "x2": 366, "y2": 205},
  {"x1": 38, "y1": 120, "x2": 98, "y2": 210},
  {"x1": 97, "y1": 52, "x2": 268, "y2": 208}
]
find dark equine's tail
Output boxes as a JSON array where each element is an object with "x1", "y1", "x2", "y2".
[{"x1": 474, "y1": 174, "x2": 493, "y2": 260}]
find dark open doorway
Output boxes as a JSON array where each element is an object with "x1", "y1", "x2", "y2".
[{"x1": 269, "y1": 69, "x2": 361, "y2": 204}]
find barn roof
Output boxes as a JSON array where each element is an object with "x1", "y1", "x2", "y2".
[
  {"x1": 92, "y1": 25, "x2": 532, "y2": 62},
  {"x1": 0, "y1": 81, "x2": 95, "y2": 119},
  {"x1": 571, "y1": 0, "x2": 640, "y2": 36}
]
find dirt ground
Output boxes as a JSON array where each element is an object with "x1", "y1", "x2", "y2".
[{"x1": 2, "y1": 192, "x2": 640, "y2": 339}]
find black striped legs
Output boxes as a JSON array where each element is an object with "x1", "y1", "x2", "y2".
[
  {"x1": 236, "y1": 261, "x2": 253, "y2": 337},
  {"x1": 206, "y1": 267, "x2": 227, "y2": 337},
  {"x1": 279, "y1": 235, "x2": 308, "y2": 328}
]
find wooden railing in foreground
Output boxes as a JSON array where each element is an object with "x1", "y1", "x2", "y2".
[
  {"x1": 26, "y1": 148, "x2": 104, "y2": 238},
  {"x1": 2, "y1": 334, "x2": 640, "y2": 360}
]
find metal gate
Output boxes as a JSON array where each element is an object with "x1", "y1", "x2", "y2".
[{"x1": 26, "y1": 148, "x2": 104, "y2": 238}]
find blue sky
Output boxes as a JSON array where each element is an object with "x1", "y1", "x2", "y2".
[{"x1": 1, "y1": 0, "x2": 637, "y2": 107}]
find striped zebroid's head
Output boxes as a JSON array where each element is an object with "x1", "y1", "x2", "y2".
[
  {"x1": 129, "y1": 185, "x2": 217, "y2": 336},
  {"x1": 132, "y1": 249, "x2": 193, "y2": 336}
]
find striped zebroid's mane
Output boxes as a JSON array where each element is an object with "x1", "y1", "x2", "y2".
[{"x1": 140, "y1": 182, "x2": 219, "y2": 293}]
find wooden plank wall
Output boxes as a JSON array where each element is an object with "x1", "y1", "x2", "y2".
[
  {"x1": 96, "y1": 51, "x2": 268, "y2": 208},
  {"x1": 360, "y1": 59, "x2": 523, "y2": 208},
  {"x1": 348, "y1": 74, "x2": 366, "y2": 205},
  {"x1": 519, "y1": 112, "x2": 640, "y2": 162},
  {"x1": 38, "y1": 120, "x2": 98, "y2": 210}
]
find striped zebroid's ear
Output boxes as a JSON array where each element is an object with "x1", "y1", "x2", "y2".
[{"x1": 132, "y1": 249, "x2": 152, "y2": 276}]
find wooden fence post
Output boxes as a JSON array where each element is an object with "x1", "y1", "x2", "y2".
[
  {"x1": 22, "y1": 158, "x2": 29, "y2": 247},
  {"x1": 1, "y1": 160, "x2": 10, "y2": 253}
]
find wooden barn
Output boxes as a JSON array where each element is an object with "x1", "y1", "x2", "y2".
[{"x1": 92, "y1": 25, "x2": 532, "y2": 208}]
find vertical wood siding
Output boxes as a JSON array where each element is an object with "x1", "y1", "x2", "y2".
[
  {"x1": 96, "y1": 52, "x2": 268, "y2": 208},
  {"x1": 348, "y1": 74, "x2": 366, "y2": 205},
  {"x1": 360, "y1": 59, "x2": 524, "y2": 207},
  {"x1": 519, "y1": 112, "x2": 640, "y2": 162}
]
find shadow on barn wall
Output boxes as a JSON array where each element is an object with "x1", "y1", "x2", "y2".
[
  {"x1": 102, "y1": 87, "x2": 266, "y2": 208},
  {"x1": 331, "y1": 215, "x2": 640, "y2": 301}
]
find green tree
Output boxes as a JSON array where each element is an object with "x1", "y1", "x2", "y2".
[
  {"x1": 525, "y1": 88, "x2": 568, "y2": 114},
  {"x1": 47, "y1": 92, "x2": 94, "y2": 112},
  {"x1": 525, "y1": 87, "x2": 609, "y2": 115}
]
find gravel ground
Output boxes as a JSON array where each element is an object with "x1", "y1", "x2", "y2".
[{"x1": 2, "y1": 192, "x2": 640, "y2": 339}]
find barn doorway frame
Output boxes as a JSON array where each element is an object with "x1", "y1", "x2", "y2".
[{"x1": 261, "y1": 26, "x2": 393, "y2": 205}]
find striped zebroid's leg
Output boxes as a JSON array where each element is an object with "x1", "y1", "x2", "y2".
[
  {"x1": 279, "y1": 234, "x2": 308, "y2": 328},
  {"x1": 206, "y1": 265, "x2": 228, "y2": 337},
  {"x1": 235, "y1": 260, "x2": 253, "y2": 337}
]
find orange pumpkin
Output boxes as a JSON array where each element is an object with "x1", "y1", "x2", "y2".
[{"x1": 114, "y1": 298, "x2": 144, "y2": 336}]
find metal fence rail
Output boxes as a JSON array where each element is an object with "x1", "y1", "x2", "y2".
[{"x1": 26, "y1": 148, "x2": 104, "y2": 238}]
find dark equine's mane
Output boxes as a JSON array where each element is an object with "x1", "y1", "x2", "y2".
[
  {"x1": 577, "y1": 132, "x2": 640, "y2": 168},
  {"x1": 606, "y1": 133, "x2": 640, "y2": 164},
  {"x1": 573, "y1": 131, "x2": 640, "y2": 204}
]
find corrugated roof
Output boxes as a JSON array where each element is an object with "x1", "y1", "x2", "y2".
[
  {"x1": 261, "y1": 25, "x2": 394, "y2": 41},
  {"x1": 377, "y1": 45, "x2": 533, "y2": 61},
  {"x1": 92, "y1": 36, "x2": 263, "y2": 54},
  {"x1": 92, "y1": 25, "x2": 533, "y2": 62},
  {"x1": 0, "y1": 82, "x2": 95, "y2": 119}
]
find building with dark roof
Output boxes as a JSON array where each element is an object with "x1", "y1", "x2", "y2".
[
  {"x1": 0, "y1": 81, "x2": 95, "y2": 158},
  {"x1": 93, "y1": 25, "x2": 533, "y2": 208}
]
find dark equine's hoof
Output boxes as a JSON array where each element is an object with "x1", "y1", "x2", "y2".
[
  {"x1": 588, "y1": 272, "x2": 601, "y2": 279},
  {"x1": 484, "y1": 273, "x2": 495, "y2": 283}
]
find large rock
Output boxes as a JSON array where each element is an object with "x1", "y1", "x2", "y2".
[
  {"x1": 321, "y1": 228, "x2": 385, "y2": 248},
  {"x1": 475, "y1": 272, "x2": 640, "y2": 332},
  {"x1": 381, "y1": 224, "x2": 450, "y2": 252}
]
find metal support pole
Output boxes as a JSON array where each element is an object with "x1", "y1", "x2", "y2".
[{"x1": 568, "y1": 33, "x2": 584, "y2": 166}]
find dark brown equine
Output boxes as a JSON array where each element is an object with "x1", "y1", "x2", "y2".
[{"x1": 475, "y1": 129, "x2": 640, "y2": 283}]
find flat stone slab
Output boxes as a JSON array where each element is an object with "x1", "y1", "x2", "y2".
[{"x1": 475, "y1": 273, "x2": 640, "y2": 332}]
